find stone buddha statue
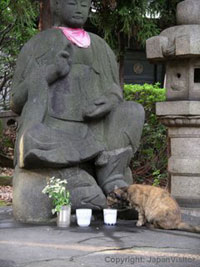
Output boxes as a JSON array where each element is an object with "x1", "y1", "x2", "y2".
[{"x1": 11, "y1": 0, "x2": 144, "y2": 223}]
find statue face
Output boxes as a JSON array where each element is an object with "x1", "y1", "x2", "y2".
[{"x1": 52, "y1": 0, "x2": 91, "y2": 28}]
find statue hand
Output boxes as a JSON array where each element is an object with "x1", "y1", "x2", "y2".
[
  {"x1": 55, "y1": 43, "x2": 72, "y2": 78},
  {"x1": 83, "y1": 96, "x2": 113, "y2": 120},
  {"x1": 46, "y1": 43, "x2": 72, "y2": 84}
]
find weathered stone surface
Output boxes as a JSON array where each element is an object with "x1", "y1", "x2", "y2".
[
  {"x1": 11, "y1": 0, "x2": 145, "y2": 222},
  {"x1": 175, "y1": 35, "x2": 200, "y2": 56},
  {"x1": 156, "y1": 103, "x2": 200, "y2": 210},
  {"x1": 147, "y1": 25, "x2": 200, "y2": 60},
  {"x1": 165, "y1": 60, "x2": 189, "y2": 100},
  {"x1": 13, "y1": 167, "x2": 52, "y2": 223},
  {"x1": 152, "y1": 0, "x2": 200, "y2": 211},
  {"x1": 165, "y1": 58, "x2": 200, "y2": 100},
  {"x1": 146, "y1": 0, "x2": 200, "y2": 101},
  {"x1": 146, "y1": 36, "x2": 168, "y2": 60},
  {"x1": 168, "y1": 157, "x2": 200, "y2": 175},
  {"x1": 13, "y1": 166, "x2": 108, "y2": 223},
  {"x1": 171, "y1": 175, "x2": 200, "y2": 199},
  {"x1": 171, "y1": 138, "x2": 200, "y2": 157},
  {"x1": 168, "y1": 127, "x2": 200, "y2": 138},
  {"x1": 177, "y1": 0, "x2": 200, "y2": 25},
  {"x1": 181, "y1": 207, "x2": 200, "y2": 217},
  {"x1": 156, "y1": 101, "x2": 200, "y2": 116}
]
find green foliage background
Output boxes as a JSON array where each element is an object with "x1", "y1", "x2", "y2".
[
  {"x1": 0, "y1": 0, "x2": 38, "y2": 54},
  {"x1": 124, "y1": 83, "x2": 167, "y2": 187},
  {"x1": 91, "y1": 0, "x2": 182, "y2": 55},
  {"x1": 0, "y1": 0, "x2": 39, "y2": 110}
]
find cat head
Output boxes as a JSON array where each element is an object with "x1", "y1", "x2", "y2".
[{"x1": 107, "y1": 186, "x2": 129, "y2": 209}]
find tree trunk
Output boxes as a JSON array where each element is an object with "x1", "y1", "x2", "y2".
[
  {"x1": 119, "y1": 54, "x2": 124, "y2": 90},
  {"x1": 39, "y1": 0, "x2": 52, "y2": 31},
  {"x1": 118, "y1": 32, "x2": 125, "y2": 90}
]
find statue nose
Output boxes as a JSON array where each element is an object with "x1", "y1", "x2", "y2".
[{"x1": 76, "y1": 2, "x2": 84, "y2": 14}]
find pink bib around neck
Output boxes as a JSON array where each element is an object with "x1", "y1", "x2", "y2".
[{"x1": 57, "y1": 27, "x2": 91, "y2": 48}]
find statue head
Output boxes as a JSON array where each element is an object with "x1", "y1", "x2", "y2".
[{"x1": 50, "y1": 0, "x2": 91, "y2": 28}]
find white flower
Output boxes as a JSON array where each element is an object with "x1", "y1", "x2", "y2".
[
  {"x1": 52, "y1": 208, "x2": 56, "y2": 214},
  {"x1": 42, "y1": 176, "x2": 71, "y2": 214}
]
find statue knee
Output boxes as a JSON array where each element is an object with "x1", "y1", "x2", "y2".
[
  {"x1": 119, "y1": 101, "x2": 145, "y2": 124},
  {"x1": 105, "y1": 101, "x2": 145, "y2": 151}
]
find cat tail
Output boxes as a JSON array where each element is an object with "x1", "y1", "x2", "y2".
[{"x1": 176, "y1": 222, "x2": 200, "y2": 233}]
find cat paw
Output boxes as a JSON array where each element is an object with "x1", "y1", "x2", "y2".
[{"x1": 136, "y1": 221, "x2": 143, "y2": 227}]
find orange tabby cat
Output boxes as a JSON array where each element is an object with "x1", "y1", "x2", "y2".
[{"x1": 107, "y1": 184, "x2": 200, "y2": 233}]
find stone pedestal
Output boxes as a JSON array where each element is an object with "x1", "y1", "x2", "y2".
[
  {"x1": 13, "y1": 166, "x2": 108, "y2": 223},
  {"x1": 147, "y1": 0, "x2": 200, "y2": 217},
  {"x1": 156, "y1": 101, "x2": 200, "y2": 216}
]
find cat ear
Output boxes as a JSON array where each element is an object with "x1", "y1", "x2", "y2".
[
  {"x1": 120, "y1": 187, "x2": 128, "y2": 200},
  {"x1": 122, "y1": 186, "x2": 128, "y2": 192},
  {"x1": 108, "y1": 192, "x2": 115, "y2": 198}
]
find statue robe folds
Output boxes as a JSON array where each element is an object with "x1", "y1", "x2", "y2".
[{"x1": 11, "y1": 28, "x2": 144, "y2": 170}]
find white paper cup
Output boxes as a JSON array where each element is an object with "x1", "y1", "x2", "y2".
[
  {"x1": 76, "y1": 209, "x2": 92, "y2": 227},
  {"x1": 103, "y1": 209, "x2": 117, "y2": 225}
]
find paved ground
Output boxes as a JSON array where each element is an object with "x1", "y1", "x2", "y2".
[{"x1": 0, "y1": 206, "x2": 200, "y2": 267}]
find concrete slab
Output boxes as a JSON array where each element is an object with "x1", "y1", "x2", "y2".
[{"x1": 0, "y1": 207, "x2": 200, "y2": 267}]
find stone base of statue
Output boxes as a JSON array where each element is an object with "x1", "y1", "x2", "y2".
[
  {"x1": 156, "y1": 101, "x2": 200, "y2": 217},
  {"x1": 13, "y1": 167, "x2": 106, "y2": 223},
  {"x1": 13, "y1": 164, "x2": 133, "y2": 223}
]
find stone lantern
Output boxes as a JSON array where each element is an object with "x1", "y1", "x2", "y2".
[{"x1": 146, "y1": 0, "x2": 200, "y2": 216}]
